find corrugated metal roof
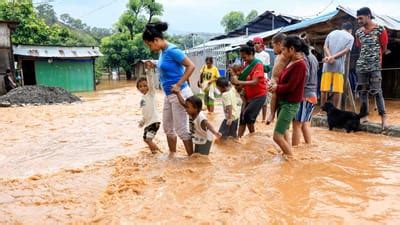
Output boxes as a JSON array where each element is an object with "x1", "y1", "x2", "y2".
[
  {"x1": 211, "y1": 11, "x2": 300, "y2": 40},
  {"x1": 189, "y1": 5, "x2": 400, "y2": 53},
  {"x1": 193, "y1": 28, "x2": 281, "y2": 51},
  {"x1": 280, "y1": 6, "x2": 400, "y2": 33},
  {"x1": 338, "y1": 5, "x2": 400, "y2": 31},
  {"x1": 281, "y1": 10, "x2": 340, "y2": 33},
  {"x1": 13, "y1": 45, "x2": 103, "y2": 58}
]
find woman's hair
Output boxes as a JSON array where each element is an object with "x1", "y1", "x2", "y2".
[
  {"x1": 142, "y1": 22, "x2": 168, "y2": 42},
  {"x1": 186, "y1": 96, "x2": 203, "y2": 113},
  {"x1": 272, "y1": 33, "x2": 287, "y2": 43},
  {"x1": 216, "y1": 77, "x2": 230, "y2": 88},
  {"x1": 283, "y1": 35, "x2": 309, "y2": 56},
  {"x1": 6, "y1": 69, "x2": 11, "y2": 73},
  {"x1": 136, "y1": 77, "x2": 147, "y2": 89},
  {"x1": 239, "y1": 40, "x2": 255, "y2": 56},
  {"x1": 205, "y1": 57, "x2": 213, "y2": 64}
]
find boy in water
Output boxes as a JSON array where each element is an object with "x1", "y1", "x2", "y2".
[
  {"x1": 216, "y1": 77, "x2": 239, "y2": 139},
  {"x1": 266, "y1": 33, "x2": 290, "y2": 125},
  {"x1": 137, "y1": 64, "x2": 161, "y2": 154},
  {"x1": 172, "y1": 86, "x2": 221, "y2": 155}
]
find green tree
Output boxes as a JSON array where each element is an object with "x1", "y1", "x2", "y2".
[
  {"x1": 221, "y1": 11, "x2": 245, "y2": 33},
  {"x1": 246, "y1": 10, "x2": 258, "y2": 22},
  {"x1": 60, "y1": 13, "x2": 88, "y2": 30},
  {"x1": 101, "y1": 0, "x2": 163, "y2": 79},
  {"x1": 36, "y1": 3, "x2": 57, "y2": 25},
  {"x1": 0, "y1": 0, "x2": 52, "y2": 44}
]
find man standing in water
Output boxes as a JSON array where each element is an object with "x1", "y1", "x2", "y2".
[
  {"x1": 355, "y1": 7, "x2": 389, "y2": 130},
  {"x1": 320, "y1": 22, "x2": 354, "y2": 108}
]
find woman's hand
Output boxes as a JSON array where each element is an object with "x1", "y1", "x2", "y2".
[
  {"x1": 268, "y1": 83, "x2": 277, "y2": 93},
  {"x1": 231, "y1": 75, "x2": 239, "y2": 85},
  {"x1": 171, "y1": 83, "x2": 181, "y2": 93}
]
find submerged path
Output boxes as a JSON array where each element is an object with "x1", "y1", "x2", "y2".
[{"x1": 1, "y1": 80, "x2": 399, "y2": 224}]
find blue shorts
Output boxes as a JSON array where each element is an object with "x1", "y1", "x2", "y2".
[{"x1": 294, "y1": 100, "x2": 315, "y2": 122}]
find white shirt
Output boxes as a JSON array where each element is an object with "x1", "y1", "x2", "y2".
[
  {"x1": 255, "y1": 50, "x2": 270, "y2": 78},
  {"x1": 190, "y1": 112, "x2": 213, "y2": 144},
  {"x1": 140, "y1": 73, "x2": 161, "y2": 127}
]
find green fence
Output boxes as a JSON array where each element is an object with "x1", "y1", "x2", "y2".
[{"x1": 35, "y1": 59, "x2": 94, "y2": 92}]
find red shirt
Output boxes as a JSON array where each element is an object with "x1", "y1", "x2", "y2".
[
  {"x1": 276, "y1": 60, "x2": 307, "y2": 103},
  {"x1": 244, "y1": 63, "x2": 267, "y2": 100}
]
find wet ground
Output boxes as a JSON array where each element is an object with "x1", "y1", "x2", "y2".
[{"x1": 1, "y1": 80, "x2": 400, "y2": 224}]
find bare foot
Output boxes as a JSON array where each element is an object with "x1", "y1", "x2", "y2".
[
  {"x1": 151, "y1": 148, "x2": 163, "y2": 154},
  {"x1": 381, "y1": 114, "x2": 388, "y2": 131}
]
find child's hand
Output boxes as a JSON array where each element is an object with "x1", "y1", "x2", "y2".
[
  {"x1": 215, "y1": 132, "x2": 222, "y2": 140},
  {"x1": 171, "y1": 84, "x2": 181, "y2": 94}
]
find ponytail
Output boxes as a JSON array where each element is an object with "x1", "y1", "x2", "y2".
[
  {"x1": 283, "y1": 35, "x2": 309, "y2": 56},
  {"x1": 142, "y1": 21, "x2": 168, "y2": 41},
  {"x1": 239, "y1": 40, "x2": 256, "y2": 56}
]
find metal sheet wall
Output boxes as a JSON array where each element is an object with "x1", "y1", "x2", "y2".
[{"x1": 35, "y1": 59, "x2": 94, "y2": 92}]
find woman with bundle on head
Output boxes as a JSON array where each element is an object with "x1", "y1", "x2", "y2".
[
  {"x1": 142, "y1": 21, "x2": 196, "y2": 156},
  {"x1": 231, "y1": 41, "x2": 267, "y2": 138}
]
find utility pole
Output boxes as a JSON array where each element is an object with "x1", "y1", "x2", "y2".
[
  {"x1": 271, "y1": 11, "x2": 276, "y2": 30},
  {"x1": 191, "y1": 33, "x2": 196, "y2": 48}
]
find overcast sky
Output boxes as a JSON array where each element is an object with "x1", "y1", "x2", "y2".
[{"x1": 44, "y1": 0, "x2": 400, "y2": 33}]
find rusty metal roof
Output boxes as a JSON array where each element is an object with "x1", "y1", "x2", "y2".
[{"x1": 12, "y1": 45, "x2": 103, "y2": 58}]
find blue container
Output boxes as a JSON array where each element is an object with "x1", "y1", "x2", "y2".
[{"x1": 219, "y1": 69, "x2": 226, "y2": 77}]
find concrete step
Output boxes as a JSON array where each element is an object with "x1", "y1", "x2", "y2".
[{"x1": 311, "y1": 115, "x2": 400, "y2": 137}]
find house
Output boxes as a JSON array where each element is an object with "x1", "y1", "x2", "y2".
[
  {"x1": 13, "y1": 45, "x2": 103, "y2": 92},
  {"x1": 132, "y1": 60, "x2": 160, "y2": 89},
  {"x1": 132, "y1": 59, "x2": 158, "y2": 79},
  {"x1": 211, "y1": 11, "x2": 300, "y2": 40},
  {"x1": 189, "y1": 5, "x2": 400, "y2": 99},
  {"x1": 0, "y1": 20, "x2": 18, "y2": 95}
]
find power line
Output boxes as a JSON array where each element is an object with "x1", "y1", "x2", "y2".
[
  {"x1": 78, "y1": 0, "x2": 120, "y2": 19},
  {"x1": 303, "y1": 0, "x2": 337, "y2": 18}
]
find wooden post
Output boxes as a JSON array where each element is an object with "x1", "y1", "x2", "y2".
[{"x1": 341, "y1": 52, "x2": 357, "y2": 112}]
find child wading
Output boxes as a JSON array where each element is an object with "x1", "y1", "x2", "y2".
[
  {"x1": 269, "y1": 35, "x2": 307, "y2": 158},
  {"x1": 172, "y1": 87, "x2": 221, "y2": 155},
  {"x1": 137, "y1": 66, "x2": 161, "y2": 154},
  {"x1": 216, "y1": 77, "x2": 239, "y2": 139}
]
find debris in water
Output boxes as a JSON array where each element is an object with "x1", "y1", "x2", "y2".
[{"x1": 0, "y1": 86, "x2": 81, "y2": 107}]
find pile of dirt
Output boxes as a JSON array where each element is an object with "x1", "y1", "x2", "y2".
[{"x1": 0, "y1": 86, "x2": 81, "y2": 107}]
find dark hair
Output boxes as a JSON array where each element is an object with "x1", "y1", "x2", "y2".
[
  {"x1": 142, "y1": 22, "x2": 168, "y2": 42},
  {"x1": 341, "y1": 22, "x2": 353, "y2": 31},
  {"x1": 205, "y1": 57, "x2": 213, "y2": 64},
  {"x1": 136, "y1": 77, "x2": 147, "y2": 89},
  {"x1": 216, "y1": 77, "x2": 230, "y2": 88},
  {"x1": 186, "y1": 96, "x2": 203, "y2": 113},
  {"x1": 272, "y1": 33, "x2": 287, "y2": 43},
  {"x1": 239, "y1": 40, "x2": 255, "y2": 56},
  {"x1": 357, "y1": 7, "x2": 374, "y2": 19},
  {"x1": 283, "y1": 35, "x2": 309, "y2": 56}
]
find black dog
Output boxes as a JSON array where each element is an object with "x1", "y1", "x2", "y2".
[{"x1": 321, "y1": 102, "x2": 368, "y2": 133}]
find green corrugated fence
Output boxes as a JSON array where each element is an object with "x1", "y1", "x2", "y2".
[{"x1": 35, "y1": 59, "x2": 94, "y2": 92}]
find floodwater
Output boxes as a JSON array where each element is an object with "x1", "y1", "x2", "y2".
[{"x1": 1, "y1": 80, "x2": 400, "y2": 224}]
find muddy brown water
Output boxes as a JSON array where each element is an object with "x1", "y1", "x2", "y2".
[{"x1": 1, "y1": 80, "x2": 400, "y2": 224}]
